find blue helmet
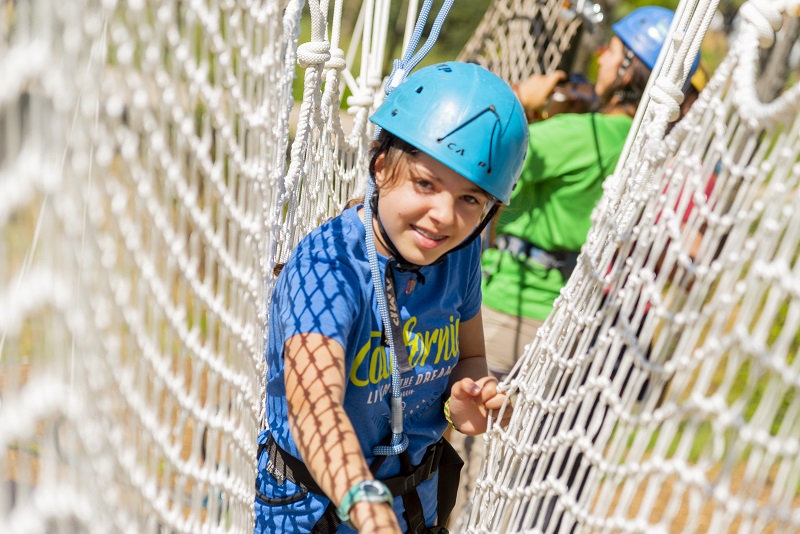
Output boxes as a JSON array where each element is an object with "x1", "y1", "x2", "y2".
[
  {"x1": 370, "y1": 62, "x2": 529, "y2": 205},
  {"x1": 612, "y1": 6, "x2": 675, "y2": 71}
]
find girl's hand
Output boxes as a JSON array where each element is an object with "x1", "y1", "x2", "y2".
[
  {"x1": 512, "y1": 71, "x2": 568, "y2": 118},
  {"x1": 350, "y1": 501, "x2": 401, "y2": 533},
  {"x1": 448, "y1": 376, "x2": 513, "y2": 436}
]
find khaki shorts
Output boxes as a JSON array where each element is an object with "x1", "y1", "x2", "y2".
[{"x1": 481, "y1": 304, "x2": 544, "y2": 380}]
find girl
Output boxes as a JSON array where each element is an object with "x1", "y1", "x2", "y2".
[{"x1": 255, "y1": 62, "x2": 529, "y2": 533}]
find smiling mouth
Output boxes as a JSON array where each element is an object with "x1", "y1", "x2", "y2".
[{"x1": 412, "y1": 225, "x2": 446, "y2": 241}]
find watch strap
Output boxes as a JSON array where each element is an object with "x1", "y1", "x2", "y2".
[{"x1": 336, "y1": 479, "x2": 393, "y2": 526}]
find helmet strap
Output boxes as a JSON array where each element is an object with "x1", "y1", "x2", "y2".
[
  {"x1": 449, "y1": 203, "x2": 500, "y2": 256},
  {"x1": 369, "y1": 188, "x2": 430, "y2": 284},
  {"x1": 618, "y1": 47, "x2": 636, "y2": 77}
]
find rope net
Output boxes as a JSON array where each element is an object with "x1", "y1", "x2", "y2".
[
  {"x1": 467, "y1": 0, "x2": 800, "y2": 531},
  {"x1": 0, "y1": 0, "x2": 399, "y2": 529},
  {"x1": 0, "y1": 0, "x2": 285, "y2": 530},
  {"x1": 4, "y1": 0, "x2": 800, "y2": 531},
  {"x1": 457, "y1": 0, "x2": 602, "y2": 83},
  {"x1": 269, "y1": 0, "x2": 385, "y2": 269}
]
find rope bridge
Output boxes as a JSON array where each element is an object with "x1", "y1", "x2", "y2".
[
  {"x1": 468, "y1": 0, "x2": 800, "y2": 531},
  {"x1": 1, "y1": 0, "x2": 799, "y2": 532},
  {"x1": 2, "y1": 0, "x2": 280, "y2": 530}
]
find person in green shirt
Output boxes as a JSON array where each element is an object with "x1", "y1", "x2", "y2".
[
  {"x1": 482, "y1": 6, "x2": 678, "y2": 379},
  {"x1": 448, "y1": 7, "x2": 683, "y2": 530}
]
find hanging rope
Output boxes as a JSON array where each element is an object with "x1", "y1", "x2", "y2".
[{"x1": 367, "y1": 0, "x2": 456, "y2": 457}]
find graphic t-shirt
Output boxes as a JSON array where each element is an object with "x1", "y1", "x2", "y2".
[
  {"x1": 482, "y1": 112, "x2": 632, "y2": 320},
  {"x1": 255, "y1": 205, "x2": 482, "y2": 532}
]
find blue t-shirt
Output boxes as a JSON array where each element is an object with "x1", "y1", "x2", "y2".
[{"x1": 255, "y1": 205, "x2": 482, "y2": 532}]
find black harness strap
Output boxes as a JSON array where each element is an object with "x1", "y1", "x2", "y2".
[
  {"x1": 434, "y1": 438, "x2": 464, "y2": 528},
  {"x1": 261, "y1": 434, "x2": 443, "y2": 500},
  {"x1": 495, "y1": 234, "x2": 579, "y2": 279},
  {"x1": 310, "y1": 503, "x2": 341, "y2": 534},
  {"x1": 399, "y1": 449, "x2": 427, "y2": 534},
  {"x1": 402, "y1": 484, "x2": 428, "y2": 533},
  {"x1": 259, "y1": 434, "x2": 457, "y2": 533}
]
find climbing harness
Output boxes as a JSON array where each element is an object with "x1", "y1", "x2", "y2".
[
  {"x1": 259, "y1": 433, "x2": 463, "y2": 533},
  {"x1": 495, "y1": 234, "x2": 579, "y2": 279}
]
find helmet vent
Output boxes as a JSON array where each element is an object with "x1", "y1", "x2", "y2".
[
  {"x1": 416, "y1": 86, "x2": 423, "y2": 93},
  {"x1": 391, "y1": 109, "x2": 398, "y2": 116},
  {"x1": 437, "y1": 105, "x2": 500, "y2": 172}
]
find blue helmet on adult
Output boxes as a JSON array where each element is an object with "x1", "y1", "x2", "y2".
[
  {"x1": 613, "y1": 6, "x2": 700, "y2": 88},
  {"x1": 370, "y1": 62, "x2": 529, "y2": 205},
  {"x1": 612, "y1": 6, "x2": 675, "y2": 71}
]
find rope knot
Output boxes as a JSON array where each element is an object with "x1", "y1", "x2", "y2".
[
  {"x1": 296, "y1": 41, "x2": 331, "y2": 68},
  {"x1": 325, "y1": 47, "x2": 346, "y2": 71},
  {"x1": 739, "y1": 0, "x2": 783, "y2": 48},
  {"x1": 346, "y1": 89, "x2": 374, "y2": 108},
  {"x1": 649, "y1": 78, "x2": 684, "y2": 122}
]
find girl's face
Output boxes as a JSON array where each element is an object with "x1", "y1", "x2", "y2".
[
  {"x1": 373, "y1": 151, "x2": 491, "y2": 266},
  {"x1": 595, "y1": 36, "x2": 626, "y2": 98}
]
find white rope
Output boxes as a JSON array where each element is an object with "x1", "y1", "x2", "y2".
[
  {"x1": 457, "y1": 0, "x2": 592, "y2": 83},
  {"x1": 2, "y1": 0, "x2": 274, "y2": 530},
  {"x1": 468, "y1": 1, "x2": 800, "y2": 531},
  {"x1": 6, "y1": 0, "x2": 800, "y2": 531}
]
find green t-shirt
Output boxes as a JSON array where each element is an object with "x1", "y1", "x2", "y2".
[{"x1": 482, "y1": 112, "x2": 632, "y2": 320}]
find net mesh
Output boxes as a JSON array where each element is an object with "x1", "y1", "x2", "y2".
[
  {"x1": 457, "y1": 0, "x2": 599, "y2": 83},
  {"x1": 4, "y1": 0, "x2": 800, "y2": 531},
  {"x1": 467, "y1": 0, "x2": 800, "y2": 531},
  {"x1": 1, "y1": 0, "x2": 397, "y2": 529},
  {"x1": 269, "y1": 0, "x2": 387, "y2": 268},
  {"x1": 0, "y1": 0, "x2": 286, "y2": 530}
]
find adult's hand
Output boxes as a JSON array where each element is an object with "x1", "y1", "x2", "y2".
[{"x1": 513, "y1": 71, "x2": 567, "y2": 121}]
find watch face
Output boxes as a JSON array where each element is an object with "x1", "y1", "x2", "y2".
[{"x1": 363, "y1": 481, "x2": 386, "y2": 496}]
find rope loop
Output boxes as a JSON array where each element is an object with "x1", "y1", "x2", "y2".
[
  {"x1": 649, "y1": 78, "x2": 683, "y2": 122},
  {"x1": 739, "y1": 0, "x2": 783, "y2": 48},
  {"x1": 346, "y1": 90, "x2": 374, "y2": 108},
  {"x1": 296, "y1": 41, "x2": 331, "y2": 68},
  {"x1": 324, "y1": 47, "x2": 346, "y2": 71}
]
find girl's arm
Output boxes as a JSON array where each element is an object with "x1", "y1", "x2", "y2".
[
  {"x1": 446, "y1": 312, "x2": 513, "y2": 435},
  {"x1": 284, "y1": 333, "x2": 400, "y2": 533}
]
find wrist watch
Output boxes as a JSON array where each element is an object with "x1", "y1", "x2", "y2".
[{"x1": 337, "y1": 479, "x2": 393, "y2": 526}]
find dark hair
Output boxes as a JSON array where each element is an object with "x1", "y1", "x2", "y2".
[
  {"x1": 599, "y1": 50, "x2": 652, "y2": 114},
  {"x1": 368, "y1": 130, "x2": 419, "y2": 190}
]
